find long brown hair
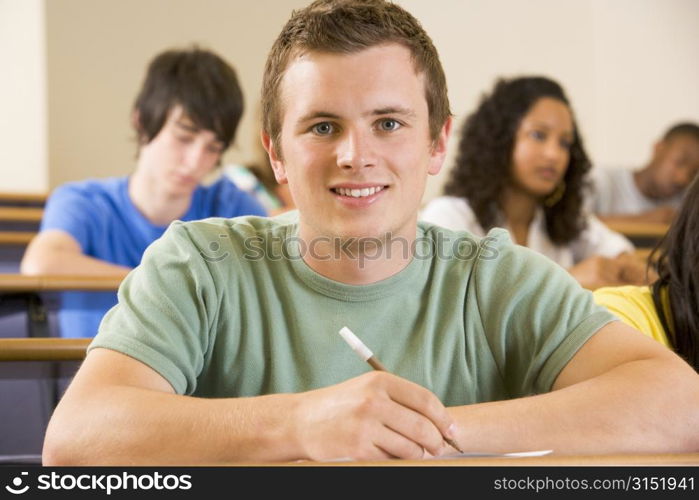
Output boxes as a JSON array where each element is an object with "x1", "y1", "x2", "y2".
[
  {"x1": 651, "y1": 175, "x2": 699, "y2": 370},
  {"x1": 444, "y1": 76, "x2": 590, "y2": 244}
]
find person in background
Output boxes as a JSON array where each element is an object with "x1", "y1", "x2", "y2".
[
  {"x1": 421, "y1": 76, "x2": 648, "y2": 290},
  {"x1": 224, "y1": 162, "x2": 294, "y2": 216},
  {"x1": 587, "y1": 122, "x2": 699, "y2": 225},
  {"x1": 20, "y1": 46, "x2": 267, "y2": 338},
  {"x1": 594, "y1": 175, "x2": 699, "y2": 371},
  {"x1": 224, "y1": 107, "x2": 296, "y2": 215},
  {"x1": 42, "y1": 0, "x2": 699, "y2": 465}
]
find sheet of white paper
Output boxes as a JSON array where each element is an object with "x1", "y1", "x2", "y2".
[{"x1": 441, "y1": 449, "x2": 553, "y2": 458}]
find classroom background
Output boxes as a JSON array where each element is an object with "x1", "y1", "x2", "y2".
[{"x1": 2, "y1": 0, "x2": 698, "y2": 201}]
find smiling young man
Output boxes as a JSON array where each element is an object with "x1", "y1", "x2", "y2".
[
  {"x1": 43, "y1": 0, "x2": 699, "y2": 464},
  {"x1": 20, "y1": 47, "x2": 267, "y2": 338}
]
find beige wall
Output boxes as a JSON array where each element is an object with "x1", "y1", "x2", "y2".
[
  {"x1": 2, "y1": 0, "x2": 698, "y2": 199},
  {"x1": 0, "y1": 0, "x2": 48, "y2": 193},
  {"x1": 45, "y1": 0, "x2": 308, "y2": 188},
  {"x1": 410, "y1": 0, "x2": 699, "y2": 202}
]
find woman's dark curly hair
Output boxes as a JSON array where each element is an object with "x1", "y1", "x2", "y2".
[
  {"x1": 651, "y1": 175, "x2": 699, "y2": 370},
  {"x1": 444, "y1": 76, "x2": 591, "y2": 245}
]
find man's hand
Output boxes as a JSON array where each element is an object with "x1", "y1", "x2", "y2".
[
  {"x1": 293, "y1": 371, "x2": 456, "y2": 461},
  {"x1": 569, "y1": 253, "x2": 657, "y2": 290},
  {"x1": 615, "y1": 252, "x2": 657, "y2": 285},
  {"x1": 568, "y1": 255, "x2": 626, "y2": 290}
]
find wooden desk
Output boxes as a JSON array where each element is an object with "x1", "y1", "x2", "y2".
[
  {"x1": 0, "y1": 274, "x2": 122, "y2": 338},
  {"x1": 0, "y1": 338, "x2": 90, "y2": 361},
  {"x1": 0, "y1": 231, "x2": 35, "y2": 246},
  {"x1": 0, "y1": 192, "x2": 47, "y2": 205},
  {"x1": 317, "y1": 452, "x2": 699, "y2": 466},
  {"x1": 0, "y1": 274, "x2": 123, "y2": 292},
  {"x1": 225, "y1": 452, "x2": 699, "y2": 466},
  {"x1": 0, "y1": 207, "x2": 44, "y2": 223},
  {"x1": 606, "y1": 221, "x2": 669, "y2": 239},
  {"x1": 633, "y1": 247, "x2": 654, "y2": 261}
]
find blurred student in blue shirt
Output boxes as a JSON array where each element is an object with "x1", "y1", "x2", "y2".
[{"x1": 20, "y1": 46, "x2": 266, "y2": 338}]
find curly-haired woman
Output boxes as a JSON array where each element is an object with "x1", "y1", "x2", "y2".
[{"x1": 421, "y1": 76, "x2": 647, "y2": 290}]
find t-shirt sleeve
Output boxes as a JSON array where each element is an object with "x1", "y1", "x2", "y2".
[
  {"x1": 471, "y1": 229, "x2": 617, "y2": 396},
  {"x1": 592, "y1": 287, "x2": 645, "y2": 332},
  {"x1": 40, "y1": 184, "x2": 96, "y2": 251},
  {"x1": 88, "y1": 221, "x2": 221, "y2": 395}
]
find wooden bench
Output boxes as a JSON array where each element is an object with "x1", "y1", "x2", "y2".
[
  {"x1": 0, "y1": 192, "x2": 47, "y2": 205},
  {"x1": 0, "y1": 338, "x2": 90, "y2": 362},
  {"x1": 0, "y1": 231, "x2": 36, "y2": 246},
  {"x1": 0, "y1": 207, "x2": 44, "y2": 223},
  {"x1": 0, "y1": 274, "x2": 123, "y2": 292},
  {"x1": 0, "y1": 274, "x2": 123, "y2": 337},
  {"x1": 606, "y1": 221, "x2": 669, "y2": 248}
]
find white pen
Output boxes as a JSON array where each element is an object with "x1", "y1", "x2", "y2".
[{"x1": 338, "y1": 326, "x2": 464, "y2": 454}]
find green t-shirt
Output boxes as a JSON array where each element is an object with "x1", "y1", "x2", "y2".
[{"x1": 90, "y1": 216, "x2": 615, "y2": 405}]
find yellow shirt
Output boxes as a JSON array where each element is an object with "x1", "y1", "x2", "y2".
[{"x1": 593, "y1": 285, "x2": 672, "y2": 348}]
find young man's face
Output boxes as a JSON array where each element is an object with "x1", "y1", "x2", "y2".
[
  {"x1": 137, "y1": 106, "x2": 224, "y2": 197},
  {"x1": 649, "y1": 134, "x2": 699, "y2": 199},
  {"x1": 265, "y1": 43, "x2": 450, "y2": 243}
]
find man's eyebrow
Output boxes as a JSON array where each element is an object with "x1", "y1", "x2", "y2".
[
  {"x1": 370, "y1": 106, "x2": 417, "y2": 118},
  {"x1": 174, "y1": 119, "x2": 224, "y2": 146},
  {"x1": 175, "y1": 119, "x2": 200, "y2": 133},
  {"x1": 297, "y1": 107, "x2": 417, "y2": 124},
  {"x1": 297, "y1": 111, "x2": 342, "y2": 123}
]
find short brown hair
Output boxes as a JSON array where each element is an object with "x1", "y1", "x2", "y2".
[
  {"x1": 261, "y1": 0, "x2": 450, "y2": 155},
  {"x1": 662, "y1": 122, "x2": 699, "y2": 143},
  {"x1": 133, "y1": 46, "x2": 244, "y2": 151}
]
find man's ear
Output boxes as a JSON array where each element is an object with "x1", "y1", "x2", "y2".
[
  {"x1": 131, "y1": 109, "x2": 146, "y2": 145},
  {"x1": 652, "y1": 140, "x2": 666, "y2": 162},
  {"x1": 261, "y1": 131, "x2": 288, "y2": 185},
  {"x1": 427, "y1": 116, "x2": 453, "y2": 176}
]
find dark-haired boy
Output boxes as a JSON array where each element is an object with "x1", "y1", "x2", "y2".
[{"x1": 20, "y1": 47, "x2": 266, "y2": 338}]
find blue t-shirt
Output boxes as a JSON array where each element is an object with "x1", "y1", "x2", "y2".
[{"x1": 40, "y1": 176, "x2": 267, "y2": 338}]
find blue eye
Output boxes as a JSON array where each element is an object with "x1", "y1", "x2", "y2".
[
  {"x1": 312, "y1": 122, "x2": 334, "y2": 135},
  {"x1": 378, "y1": 119, "x2": 401, "y2": 132}
]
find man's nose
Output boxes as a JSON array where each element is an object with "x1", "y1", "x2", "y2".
[
  {"x1": 674, "y1": 167, "x2": 697, "y2": 188},
  {"x1": 183, "y1": 144, "x2": 209, "y2": 171},
  {"x1": 336, "y1": 129, "x2": 377, "y2": 170}
]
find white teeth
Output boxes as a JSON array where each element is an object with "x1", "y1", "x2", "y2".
[{"x1": 335, "y1": 186, "x2": 384, "y2": 198}]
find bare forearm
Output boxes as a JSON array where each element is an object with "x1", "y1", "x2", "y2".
[
  {"x1": 43, "y1": 386, "x2": 303, "y2": 465},
  {"x1": 22, "y1": 248, "x2": 130, "y2": 277},
  {"x1": 448, "y1": 359, "x2": 699, "y2": 454}
]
